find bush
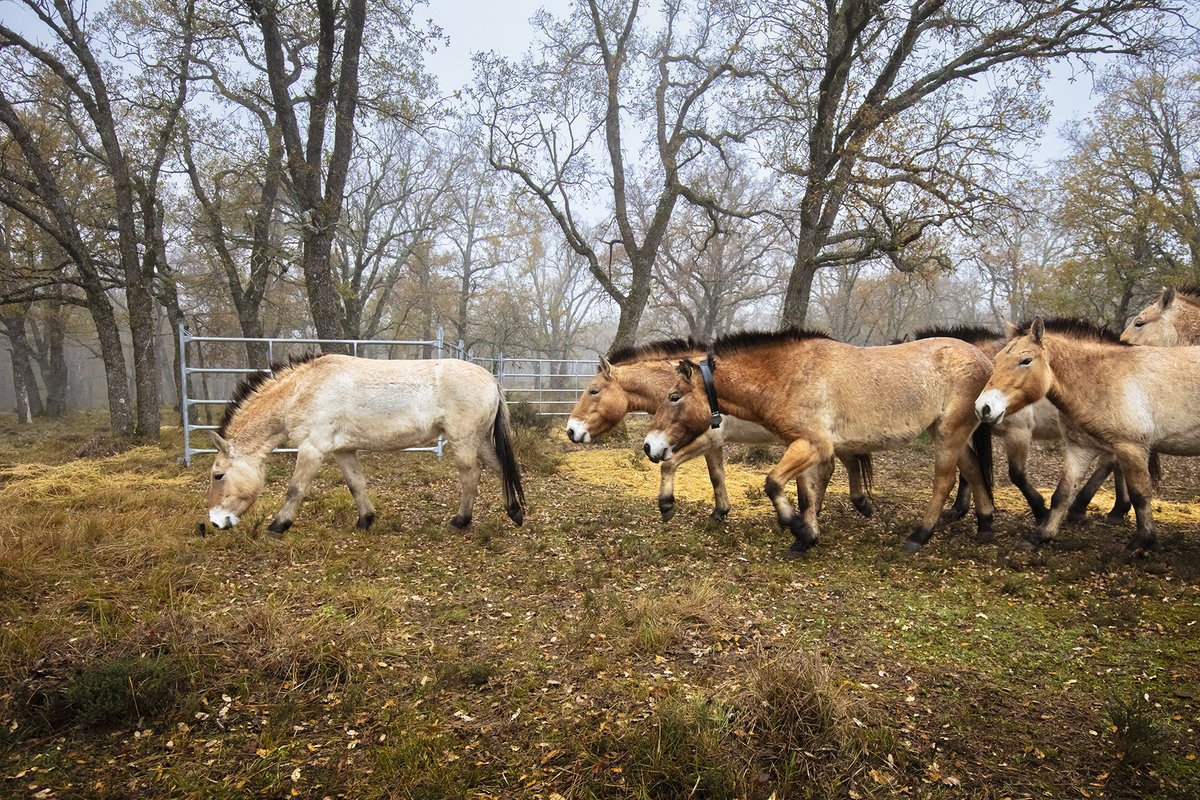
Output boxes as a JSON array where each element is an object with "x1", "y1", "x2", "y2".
[
  {"x1": 66, "y1": 655, "x2": 188, "y2": 727},
  {"x1": 1107, "y1": 693, "x2": 1160, "y2": 768},
  {"x1": 507, "y1": 401, "x2": 552, "y2": 431}
]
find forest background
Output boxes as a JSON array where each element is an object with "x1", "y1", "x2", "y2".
[{"x1": 0, "y1": 0, "x2": 1197, "y2": 438}]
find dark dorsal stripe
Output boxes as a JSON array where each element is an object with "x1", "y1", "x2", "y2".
[
  {"x1": 217, "y1": 352, "x2": 324, "y2": 437},
  {"x1": 607, "y1": 337, "x2": 706, "y2": 365},
  {"x1": 913, "y1": 324, "x2": 1002, "y2": 345},
  {"x1": 1016, "y1": 317, "x2": 1127, "y2": 346},
  {"x1": 712, "y1": 327, "x2": 832, "y2": 356}
]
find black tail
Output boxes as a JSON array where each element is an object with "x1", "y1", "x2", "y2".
[
  {"x1": 492, "y1": 392, "x2": 526, "y2": 526},
  {"x1": 971, "y1": 423, "x2": 995, "y2": 502},
  {"x1": 1148, "y1": 451, "x2": 1162, "y2": 486},
  {"x1": 854, "y1": 453, "x2": 874, "y2": 501}
]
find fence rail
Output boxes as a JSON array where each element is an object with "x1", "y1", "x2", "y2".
[{"x1": 178, "y1": 326, "x2": 596, "y2": 466}]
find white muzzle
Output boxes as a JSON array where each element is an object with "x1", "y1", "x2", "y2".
[
  {"x1": 643, "y1": 431, "x2": 673, "y2": 463},
  {"x1": 209, "y1": 507, "x2": 240, "y2": 529},
  {"x1": 975, "y1": 389, "x2": 1008, "y2": 426},
  {"x1": 566, "y1": 416, "x2": 592, "y2": 444}
]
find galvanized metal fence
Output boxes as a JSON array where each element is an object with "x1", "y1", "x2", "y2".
[{"x1": 179, "y1": 325, "x2": 598, "y2": 467}]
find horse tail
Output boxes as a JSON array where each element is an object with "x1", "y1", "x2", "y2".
[
  {"x1": 971, "y1": 422, "x2": 995, "y2": 503},
  {"x1": 1148, "y1": 451, "x2": 1162, "y2": 487},
  {"x1": 855, "y1": 453, "x2": 874, "y2": 501},
  {"x1": 491, "y1": 389, "x2": 526, "y2": 526}
]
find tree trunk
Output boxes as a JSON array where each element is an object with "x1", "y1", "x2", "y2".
[
  {"x1": 606, "y1": 252, "x2": 655, "y2": 354},
  {"x1": 40, "y1": 300, "x2": 68, "y2": 417},
  {"x1": 780, "y1": 235, "x2": 822, "y2": 328},
  {"x1": 1, "y1": 308, "x2": 43, "y2": 422}
]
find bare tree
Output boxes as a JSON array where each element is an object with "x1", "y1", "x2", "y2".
[
  {"x1": 475, "y1": 0, "x2": 764, "y2": 352},
  {"x1": 757, "y1": 0, "x2": 1172, "y2": 327}
]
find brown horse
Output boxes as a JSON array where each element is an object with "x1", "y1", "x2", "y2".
[
  {"x1": 976, "y1": 317, "x2": 1200, "y2": 551},
  {"x1": 566, "y1": 339, "x2": 875, "y2": 521},
  {"x1": 206, "y1": 354, "x2": 525, "y2": 534},
  {"x1": 643, "y1": 330, "x2": 995, "y2": 555}
]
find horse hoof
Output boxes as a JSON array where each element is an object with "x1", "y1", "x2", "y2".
[
  {"x1": 945, "y1": 507, "x2": 969, "y2": 522},
  {"x1": 783, "y1": 545, "x2": 809, "y2": 561},
  {"x1": 508, "y1": 506, "x2": 524, "y2": 527},
  {"x1": 659, "y1": 507, "x2": 676, "y2": 523},
  {"x1": 851, "y1": 497, "x2": 874, "y2": 518},
  {"x1": 1014, "y1": 537, "x2": 1038, "y2": 552},
  {"x1": 974, "y1": 529, "x2": 994, "y2": 544},
  {"x1": 449, "y1": 515, "x2": 472, "y2": 530},
  {"x1": 900, "y1": 538, "x2": 923, "y2": 554},
  {"x1": 356, "y1": 512, "x2": 376, "y2": 531},
  {"x1": 1066, "y1": 511, "x2": 1086, "y2": 525},
  {"x1": 709, "y1": 508, "x2": 729, "y2": 524},
  {"x1": 266, "y1": 518, "x2": 292, "y2": 537},
  {"x1": 1105, "y1": 512, "x2": 1130, "y2": 525}
]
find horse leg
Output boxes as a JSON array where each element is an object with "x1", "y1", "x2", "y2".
[
  {"x1": 903, "y1": 440, "x2": 964, "y2": 552},
  {"x1": 1107, "y1": 463, "x2": 1133, "y2": 522},
  {"x1": 449, "y1": 444, "x2": 482, "y2": 531},
  {"x1": 956, "y1": 445, "x2": 996, "y2": 543},
  {"x1": 656, "y1": 431, "x2": 719, "y2": 522},
  {"x1": 268, "y1": 446, "x2": 326, "y2": 536},
  {"x1": 947, "y1": 474, "x2": 971, "y2": 521},
  {"x1": 1067, "y1": 458, "x2": 1113, "y2": 523},
  {"x1": 703, "y1": 448, "x2": 732, "y2": 522},
  {"x1": 764, "y1": 438, "x2": 829, "y2": 556},
  {"x1": 1003, "y1": 428, "x2": 1048, "y2": 522},
  {"x1": 333, "y1": 450, "x2": 375, "y2": 530},
  {"x1": 1026, "y1": 443, "x2": 1102, "y2": 549},
  {"x1": 1112, "y1": 446, "x2": 1156, "y2": 551},
  {"x1": 842, "y1": 454, "x2": 874, "y2": 517}
]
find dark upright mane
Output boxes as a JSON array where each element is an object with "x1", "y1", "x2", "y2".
[
  {"x1": 1016, "y1": 317, "x2": 1127, "y2": 345},
  {"x1": 914, "y1": 324, "x2": 1002, "y2": 345},
  {"x1": 607, "y1": 337, "x2": 706, "y2": 365},
  {"x1": 712, "y1": 327, "x2": 832, "y2": 356},
  {"x1": 1172, "y1": 285, "x2": 1200, "y2": 306},
  {"x1": 217, "y1": 352, "x2": 324, "y2": 436}
]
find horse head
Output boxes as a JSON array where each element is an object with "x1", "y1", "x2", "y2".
[
  {"x1": 1122, "y1": 286, "x2": 1180, "y2": 346},
  {"x1": 643, "y1": 359, "x2": 711, "y2": 463},
  {"x1": 566, "y1": 356, "x2": 632, "y2": 443},
  {"x1": 206, "y1": 431, "x2": 268, "y2": 529},
  {"x1": 976, "y1": 318, "x2": 1053, "y2": 426}
]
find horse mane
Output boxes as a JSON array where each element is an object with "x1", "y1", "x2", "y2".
[
  {"x1": 712, "y1": 327, "x2": 832, "y2": 356},
  {"x1": 1016, "y1": 317, "x2": 1128, "y2": 346},
  {"x1": 1171, "y1": 285, "x2": 1200, "y2": 306},
  {"x1": 913, "y1": 324, "x2": 1002, "y2": 345},
  {"x1": 607, "y1": 337, "x2": 706, "y2": 364},
  {"x1": 217, "y1": 352, "x2": 324, "y2": 437}
]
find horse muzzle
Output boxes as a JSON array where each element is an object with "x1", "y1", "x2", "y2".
[
  {"x1": 566, "y1": 417, "x2": 592, "y2": 444},
  {"x1": 975, "y1": 390, "x2": 1008, "y2": 426},
  {"x1": 643, "y1": 432, "x2": 673, "y2": 464},
  {"x1": 208, "y1": 508, "x2": 240, "y2": 529}
]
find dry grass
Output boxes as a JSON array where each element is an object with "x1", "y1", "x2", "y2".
[{"x1": 0, "y1": 414, "x2": 1197, "y2": 799}]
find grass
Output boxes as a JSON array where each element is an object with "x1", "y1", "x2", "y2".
[{"x1": 0, "y1": 414, "x2": 1198, "y2": 798}]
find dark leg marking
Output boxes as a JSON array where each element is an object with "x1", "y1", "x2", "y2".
[
  {"x1": 975, "y1": 512, "x2": 994, "y2": 543},
  {"x1": 851, "y1": 494, "x2": 874, "y2": 518},
  {"x1": 449, "y1": 514, "x2": 472, "y2": 530},
  {"x1": 902, "y1": 525, "x2": 934, "y2": 553},
  {"x1": 659, "y1": 496, "x2": 676, "y2": 522},
  {"x1": 947, "y1": 475, "x2": 970, "y2": 520},
  {"x1": 267, "y1": 518, "x2": 293, "y2": 537},
  {"x1": 356, "y1": 512, "x2": 376, "y2": 531}
]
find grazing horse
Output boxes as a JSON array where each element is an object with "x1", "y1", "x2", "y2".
[
  {"x1": 206, "y1": 354, "x2": 525, "y2": 535},
  {"x1": 976, "y1": 317, "x2": 1200, "y2": 551},
  {"x1": 643, "y1": 330, "x2": 995, "y2": 555},
  {"x1": 565, "y1": 339, "x2": 875, "y2": 522}
]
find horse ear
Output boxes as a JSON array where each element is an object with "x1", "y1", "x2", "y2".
[
  {"x1": 206, "y1": 430, "x2": 229, "y2": 455},
  {"x1": 1160, "y1": 286, "x2": 1176, "y2": 310},
  {"x1": 676, "y1": 359, "x2": 694, "y2": 380},
  {"x1": 1002, "y1": 318, "x2": 1018, "y2": 338},
  {"x1": 599, "y1": 356, "x2": 613, "y2": 378},
  {"x1": 1030, "y1": 317, "x2": 1045, "y2": 344}
]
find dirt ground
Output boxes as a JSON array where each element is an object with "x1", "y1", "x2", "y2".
[{"x1": 0, "y1": 414, "x2": 1197, "y2": 799}]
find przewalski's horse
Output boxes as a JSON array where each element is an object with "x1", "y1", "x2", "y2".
[
  {"x1": 206, "y1": 354, "x2": 525, "y2": 535},
  {"x1": 1122, "y1": 285, "x2": 1200, "y2": 346},
  {"x1": 915, "y1": 326, "x2": 1061, "y2": 521},
  {"x1": 976, "y1": 317, "x2": 1200, "y2": 552},
  {"x1": 643, "y1": 330, "x2": 995, "y2": 555},
  {"x1": 566, "y1": 339, "x2": 875, "y2": 522}
]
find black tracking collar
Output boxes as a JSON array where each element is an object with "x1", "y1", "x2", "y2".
[{"x1": 698, "y1": 353, "x2": 722, "y2": 429}]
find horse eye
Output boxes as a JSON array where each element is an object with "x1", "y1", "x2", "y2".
[
  {"x1": 669, "y1": 392, "x2": 682, "y2": 402},
  {"x1": 1019, "y1": 358, "x2": 1033, "y2": 367},
  {"x1": 589, "y1": 388, "x2": 600, "y2": 395},
  {"x1": 1135, "y1": 320, "x2": 1145, "y2": 328},
  {"x1": 213, "y1": 472, "x2": 225, "y2": 481}
]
